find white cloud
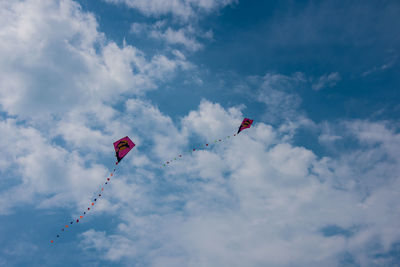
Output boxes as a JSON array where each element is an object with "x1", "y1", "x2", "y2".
[
  {"x1": 0, "y1": 0, "x2": 189, "y2": 121},
  {"x1": 318, "y1": 121, "x2": 343, "y2": 145},
  {"x1": 79, "y1": 101, "x2": 400, "y2": 266},
  {"x1": 163, "y1": 27, "x2": 204, "y2": 51},
  {"x1": 124, "y1": 98, "x2": 189, "y2": 160},
  {"x1": 182, "y1": 100, "x2": 243, "y2": 138},
  {"x1": 122, "y1": 0, "x2": 226, "y2": 53},
  {"x1": 105, "y1": 0, "x2": 237, "y2": 21},
  {"x1": 255, "y1": 72, "x2": 310, "y2": 126},
  {"x1": 0, "y1": 118, "x2": 108, "y2": 214},
  {"x1": 131, "y1": 22, "x2": 210, "y2": 51},
  {"x1": 312, "y1": 72, "x2": 341, "y2": 91},
  {"x1": 0, "y1": 1, "x2": 399, "y2": 266},
  {"x1": 0, "y1": 0, "x2": 190, "y2": 214}
]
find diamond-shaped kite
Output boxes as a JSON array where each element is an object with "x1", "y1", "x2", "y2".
[
  {"x1": 113, "y1": 136, "x2": 135, "y2": 163},
  {"x1": 237, "y1": 118, "x2": 254, "y2": 134}
]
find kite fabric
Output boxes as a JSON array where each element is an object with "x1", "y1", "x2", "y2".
[
  {"x1": 237, "y1": 118, "x2": 254, "y2": 134},
  {"x1": 114, "y1": 136, "x2": 135, "y2": 163},
  {"x1": 51, "y1": 136, "x2": 135, "y2": 244},
  {"x1": 161, "y1": 118, "x2": 254, "y2": 167}
]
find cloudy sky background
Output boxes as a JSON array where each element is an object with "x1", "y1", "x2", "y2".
[{"x1": 0, "y1": 0, "x2": 399, "y2": 266}]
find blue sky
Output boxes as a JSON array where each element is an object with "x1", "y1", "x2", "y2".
[{"x1": 0, "y1": 0, "x2": 399, "y2": 266}]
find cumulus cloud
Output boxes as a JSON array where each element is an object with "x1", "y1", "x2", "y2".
[
  {"x1": 182, "y1": 100, "x2": 243, "y2": 138},
  {"x1": 0, "y1": 1, "x2": 399, "y2": 266},
  {"x1": 0, "y1": 118, "x2": 109, "y2": 214},
  {"x1": 79, "y1": 100, "x2": 400, "y2": 266},
  {"x1": 0, "y1": 0, "x2": 189, "y2": 122},
  {"x1": 0, "y1": 0, "x2": 190, "y2": 214}
]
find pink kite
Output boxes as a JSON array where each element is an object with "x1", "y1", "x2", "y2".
[
  {"x1": 113, "y1": 136, "x2": 135, "y2": 163},
  {"x1": 237, "y1": 118, "x2": 254, "y2": 134}
]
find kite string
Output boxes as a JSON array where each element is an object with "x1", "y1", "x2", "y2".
[
  {"x1": 51, "y1": 162, "x2": 119, "y2": 244},
  {"x1": 161, "y1": 133, "x2": 238, "y2": 167}
]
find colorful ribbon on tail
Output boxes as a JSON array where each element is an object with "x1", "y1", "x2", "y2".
[{"x1": 51, "y1": 136, "x2": 135, "y2": 244}]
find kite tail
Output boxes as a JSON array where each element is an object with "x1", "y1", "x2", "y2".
[
  {"x1": 161, "y1": 133, "x2": 238, "y2": 167},
  {"x1": 50, "y1": 163, "x2": 119, "y2": 244},
  {"x1": 161, "y1": 118, "x2": 253, "y2": 168}
]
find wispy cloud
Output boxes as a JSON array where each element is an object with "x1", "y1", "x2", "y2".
[
  {"x1": 104, "y1": 0, "x2": 237, "y2": 21},
  {"x1": 118, "y1": 0, "x2": 228, "y2": 54},
  {"x1": 312, "y1": 72, "x2": 341, "y2": 91},
  {"x1": 131, "y1": 21, "x2": 211, "y2": 51},
  {"x1": 362, "y1": 56, "x2": 397, "y2": 76}
]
